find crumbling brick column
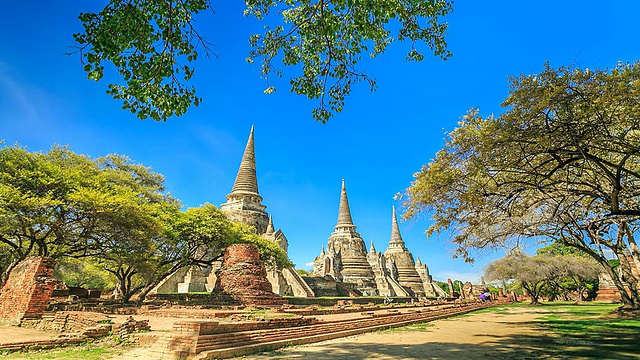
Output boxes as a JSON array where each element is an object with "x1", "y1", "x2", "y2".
[
  {"x1": 211, "y1": 244, "x2": 285, "y2": 306},
  {"x1": 0, "y1": 257, "x2": 57, "y2": 325}
]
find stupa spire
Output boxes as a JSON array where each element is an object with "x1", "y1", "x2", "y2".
[
  {"x1": 369, "y1": 240, "x2": 376, "y2": 254},
  {"x1": 336, "y1": 179, "x2": 355, "y2": 228},
  {"x1": 230, "y1": 125, "x2": 259, "y2": 196},
  {"x1": 389, "y1": 206, "x2": 405, "y2": 248},
  {"x1": 265, "y1": 214, "x2": 275, "y2": 235}
]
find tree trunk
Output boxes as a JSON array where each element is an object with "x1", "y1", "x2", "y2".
[
  {"x1": 523, "y1": 282, "x2": 542, "y2": 305},
  {"x1": 614, "y1": 249, "x2": 640, "y2": 309}
]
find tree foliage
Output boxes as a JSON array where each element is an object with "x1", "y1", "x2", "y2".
[
  {"x1": 0, "y1": 144, "x2": 171, "y2": 284},
  {"x1": 404, "y1": 62, "x2": 640, "y2": 309},
  {"x1": 485, "y1": 250, "x2": 600, "y2": 304},
  {"x1": 73, "y1": 0, "x2": 452, "y2": 122},
  {"x1": 53, "y1": 257, "x2": 114, "y2": 290},
  {"x1": 0, "y1": 145, "x2": 290, "y2": 303}
]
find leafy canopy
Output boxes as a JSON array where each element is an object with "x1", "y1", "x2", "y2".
[
  {"x1": 74, "y1": 0, "x2": 452, "y2": 122},
  {"x1": 0, "y1": 144, "x2": 291, "y2": 301},
  {"x1": 403, "y1": 61, "x2": 640, "y2": 308}
]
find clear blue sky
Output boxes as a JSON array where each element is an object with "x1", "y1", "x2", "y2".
[{"x1": 1, "y1": 1, "x2": 639, "y2": 283}]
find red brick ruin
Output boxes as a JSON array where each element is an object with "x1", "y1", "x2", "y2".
[
  {"x1": 211, "y1": 244, "x2": 285, "y2": 306},
  {"x1": 0, "y1": 257, "x2": 57, "y2": 325}
]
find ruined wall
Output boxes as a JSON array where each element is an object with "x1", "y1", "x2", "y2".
[{"x1": 0, "y1": 257, "x2": 57, "y2": 325}]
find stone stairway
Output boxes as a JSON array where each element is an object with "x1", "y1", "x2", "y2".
[
  {"x1": 281, "y1": 267, "x2": 315, "y2": 298},
  {"x1": 151, "y1": 302, "x2": 501, "y2": 359}
]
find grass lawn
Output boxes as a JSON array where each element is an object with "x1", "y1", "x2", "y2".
[
  {"x1": 0, "y1": 341, "x2": 131, "y2": 360},
  {"x1": 529, "y1": 302, "x2": 640, "y2": 358},
  {"x1": 466, "y1": 301, "x2": 639, "y2": 358}
]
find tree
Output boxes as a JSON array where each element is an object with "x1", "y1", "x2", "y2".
[
  {"x1": 485, "y1": 250, "x2": 599, "y2": 304},
  {"x1": 403, "y1": 62, "x2": 640, "y2": 309},
  {"x1": 53, "y1": 257, "x2": 114, "y2": 290},
  {"x1": 0, "y1": 144, "x2": 182, "y2": 292},
  {"x1": 485, "y1": 251, "x2": 549, "y2": 305},
  {"x1": 536, "y1": 244, "x2": 600, "y2": 301},
  {"x1": 0, "y1": 145, "x2": 168, "y2": 283},
  {"x1": 92, "y1": 203, "x2": 292, "y2": 303},
  {"x1": 73, "y1": 0, "x2": 453, "y2": 123}
]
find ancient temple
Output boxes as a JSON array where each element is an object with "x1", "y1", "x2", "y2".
[
  {"x1": 416, "y1": 256, "x2": 445, "y2": 297},
  {"x1": 152, "y1": 127, "x2": 441, "y2": 299},
  {"x1": 383, "y1": 206, "x2": 427, "y2": 297},
  {"x1": 314, "y1": 184, "x2": 442, "y2": 298},
  {"x1": 152, "y1": 127, "x2": 313, "y2": 298},
  {"x1": 220, "y1": 126, "x2": 269, "y2": 234},
  {"x1": 312, "y1": 180, "x2": 378, "y2": 295},
  {"x1": 219, "y1": 127, "x2": 312, "y2": 298}
]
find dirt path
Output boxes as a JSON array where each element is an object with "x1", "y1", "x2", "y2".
[{"x1": 245, "y1": 307, "x2": 556, "y2": 360}]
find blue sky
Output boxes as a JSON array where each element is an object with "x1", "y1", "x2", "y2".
[{"x1": 1, "y1": 1, "x2": 639, "y2": 283}]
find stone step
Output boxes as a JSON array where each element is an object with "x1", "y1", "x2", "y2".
[
  {"x1": 189, "y1": 304, "x2": 487, "y2": 356},
  {"x1": 194, "y1": 309, "x2": 453, "y2": 351},
  {"x1": 194, "y1": 304, "x2": 491, "y2": 359}
]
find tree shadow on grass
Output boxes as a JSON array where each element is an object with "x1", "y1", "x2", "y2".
[{"x1": 251, "y1": 329, "x2": 639, "y2": 360}]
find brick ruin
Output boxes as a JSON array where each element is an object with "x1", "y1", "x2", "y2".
[
  {"x1": 153, "y1": 127, "x2": 442, "y2": 299},
  {"x1": 211, "y1": 244, "x2": 286, "y2": 306},
  {"x1": 313, "y1": 181, "x2": 444, "y2": 298},
  {"x1": 152, "y1": 127, "x2": 314, "y2": 298},
  {"x1": 595, "y1": 253, "x2": 639, "y2": 302},
  {"x1": 0, "y1": 257, "x2": 57, "y2": 325}
]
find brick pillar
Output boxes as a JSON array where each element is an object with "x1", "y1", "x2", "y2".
[{"x1": 0, "y1": 257, "x2": 57, "y2": 325}]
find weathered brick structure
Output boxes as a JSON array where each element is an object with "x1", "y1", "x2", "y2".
[
  {"x1": 313, "y1": 183, "x2": 442, "y2": 298},
  {"x1": 0, "y1": 257, "x2": 57, "y2": 325},
  {"x1": 595, "y1": 252, "x2": 639, "y2": 302},
  {"x1": 211, "y1": 244, "x2": 286, "y2": 306},
  {"x1": 151, "y1": 127, "x2": 313, "y2": 298},
  {"x1": 594, "y1": 272, "x2": 622, "y2": 302},
  {"x1": 313, "y1": 180, "x2": 378, "y2": 295}
]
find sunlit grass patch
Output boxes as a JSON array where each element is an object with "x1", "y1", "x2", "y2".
[
  {"x1": 379, "y1": 321, "x2": 435, "y2": 333},
  {"x1": 0, "y1": 342, "x2": 129, "y2": 360},
  {"x1": 531, "y1": 302, "x2": 640, "y2": 358}
]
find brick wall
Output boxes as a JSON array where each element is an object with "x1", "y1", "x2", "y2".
[{"x1": 0, "y1": 257, "x2": 57, "y2": 324}]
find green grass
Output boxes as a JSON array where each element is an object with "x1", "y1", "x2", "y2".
[
  {"x1": 477, "y1": 302, "x2": 640, "y2": 359},
  {"x1": 0, "y1": 342, "x2": 130, "y2": 360},
  {"x1": 380, "y1": 322, "x2": 435, "y2": 333},
  {"x1": 528, "y1": 303, "x2": 640, "y2": 358}
]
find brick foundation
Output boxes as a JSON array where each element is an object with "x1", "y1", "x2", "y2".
[{"x1": 0, "y1": 257, "x2": 57, "y2": 325}]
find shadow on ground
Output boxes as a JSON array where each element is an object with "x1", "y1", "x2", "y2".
[{"x1": 250, "y1": 328, "x2": 639, "y2": 360}]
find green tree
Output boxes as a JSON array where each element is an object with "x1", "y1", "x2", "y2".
[
  {"x1": 98, "y1": 204, "x2": 292, "y2": 304},
  {"x1": 53, "y1": 257, "x2": 114, "y2": 290},
  {"x1": 485, "y1": 251, "x2": 550, "y2": 305},
  {"x1": 0, "y1": 144, "x2": 179, "y2": 290},
  {"x1": 403, "y1": 62, "x2": 640, "y2": 309},
  {"x1": 73, "y1": 0, "x2": 452, "y2": 123},
  {"x1": 485, "y1": 250, "x2": 600, "y2": 304}
]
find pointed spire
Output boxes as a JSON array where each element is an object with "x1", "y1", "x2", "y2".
[
  {"x1": 265, "y1": 214, "x2": 274, "y2": 235},
  {"x1": 336, "y1": 179, "x2": 355, "y2": 228},
  {"x1": 369, "y1": 240, "x2": 376, "y2": 254},
  {"x1": 389, "y1": 206, "x2": 405, "y2": 247},
  {"x1": 416, "y1": 256, "x2": 422, "y2": 266},
  {"x1": 320, "y1": 245, "x2": 325, "y2": 255},
  {"x1": 231, "y1": 126, "x2": 259, "y2": 196}
]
